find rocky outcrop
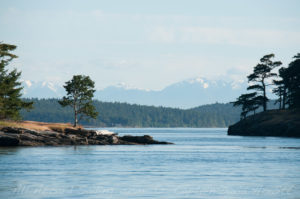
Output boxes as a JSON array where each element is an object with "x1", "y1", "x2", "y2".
[
  {"x1": 0, "y1": 127, "x2": 172, "y2": 146},
  {"x1": 120, "y1": 135, "x2": 171, "y2": 144},
  {"x1": 228, "y1": 109, "x2": 300, "y2": 137}
]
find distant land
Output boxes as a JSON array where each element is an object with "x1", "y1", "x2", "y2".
[
  {"x1": 22, "y1": 77, "x2": 262, "y2": 108},
  {"x1": 21, "y1": 98, "x2": 278, "y2": 128}
]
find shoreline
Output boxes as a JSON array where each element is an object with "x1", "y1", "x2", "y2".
[
  {"x1": 228, "y1": 109, "x2": 300, "y2": 138},
  {"x1": 0, "y1": 121, "x2": 173, "y2": 147}
]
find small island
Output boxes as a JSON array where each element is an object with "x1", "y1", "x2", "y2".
[
  {"x1": 0, "y1": 121, "x2": 172, "y2": 146},
  {"x1": 228, "y1": 53, "x2": 300, "y2": 138},
  {"x1": 228, "y1": 109, "x2": 300, "y2": 137}
]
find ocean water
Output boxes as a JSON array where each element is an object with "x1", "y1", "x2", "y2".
[{"x1": 0, "y1": 128, "x2": 300, "y2": 199}]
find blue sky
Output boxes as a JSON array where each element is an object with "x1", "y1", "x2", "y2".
[{"x1": 1, "y1": 0, "x2": 300, "y2": 90}]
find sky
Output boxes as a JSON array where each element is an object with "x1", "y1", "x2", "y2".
[{"x1": 1, "y1": 0, "x2": 300, "y2": 90}]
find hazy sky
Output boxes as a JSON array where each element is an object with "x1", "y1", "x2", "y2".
[{"x1": 1, "y1": 0, "x2": 300, "y2": 90}]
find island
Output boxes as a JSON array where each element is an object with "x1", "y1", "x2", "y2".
[
  {"x1": 0, "y1": 121, "x2": 172, "y2": 146},
  {"x1": 228, "y1": 109, "x2": 300, "y2": 138}
]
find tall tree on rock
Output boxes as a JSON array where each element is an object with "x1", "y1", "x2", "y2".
[
  {"x1": 0, "y1": 42, "x2": 33, "y2": 120},
  {"x1": 247, "y1": 54, "x2": 282, "y2": 111},
  {"x1": 59, "y1": 75, "x2": 98, "y2": 127}
]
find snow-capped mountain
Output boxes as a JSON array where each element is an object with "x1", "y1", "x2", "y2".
[
  {"x1": 94, "y1": 77, "x2": 248, "y2": 108},
  {"x1": 22, "y1": 80, "x2": 64, "y2": 98},
  {"x1": 21, "y1": 77, "x2": 250, "y2": 108}
]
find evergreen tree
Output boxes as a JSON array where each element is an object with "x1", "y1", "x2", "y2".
[
  {"x1": 273, "y1": 67, "x2": 288, "y2": 109},
  {"x1": 232, "y1": 92, "x2": 259, "y2": 119},
  {"x1": 247, "y1": 54, "x2": 282, "y2": 111},
  {"x1": 58, "y1": 75, "x2": 98, "y2": 127},
  {"x1": 0, "y1": 43, "x2": 33, "y2": 120},
  {"x1": 285, "y1": 53, "x2": 300, "y2": 108}
]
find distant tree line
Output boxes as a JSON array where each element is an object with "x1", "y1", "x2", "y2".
[
  {"x1": 232, "y1": 53, "x2": 300, "y2": 119},
  {"x1": 21, "y1": 99, "x2": 246, "y2": 127}
]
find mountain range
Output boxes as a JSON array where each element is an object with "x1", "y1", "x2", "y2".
[{"x1": 22, "y1": 77, "x2": 252, "y2": 108}]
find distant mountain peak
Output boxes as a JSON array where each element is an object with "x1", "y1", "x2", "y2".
[
  {"x1": 22, "y1": 80, "x2": 64, "y2": 98},
  {"x1": 104, "y1": 82, "x2": 151, "y2": 91},
  {"x1": 173, "y1": 77, "x2": 211, "y2": 89},
  {"x1": 21, "y1": 77, "x2": 251, "y2": 108}
]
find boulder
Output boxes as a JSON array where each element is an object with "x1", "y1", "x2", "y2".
[
  {"x1": 95, "y1": 130, "x2": 116, "y2": 136},
  {"x1": 1, "y1": 127, "x2": 24, "y2": 134},
  {"x1": 108, "y1": 135, "x2": 119, "y2": 144},
  {"x1": 119, "y1": 135, "x2": 172, "y2": 144},
  {"x1": 64, "y1": 128, "x2": 96, "y2": 137},
  {"x1": 0, "y1": 133, "x2": 19, "y2": 146}
]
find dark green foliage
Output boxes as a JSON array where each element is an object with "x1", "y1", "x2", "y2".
[
  {"x1": 273, "y1": 67, "x2": 288, "y2": 109},
  {"x1": 285, "y1": 54, "x2": 300, "y2": 108},
  {"x1": 233, "y1": 54, "x2": 282, "y2": 119},
  {"x1": 272, "y1": 54, "x2": 300, "y2": 109},
  {"x1": 190, "y1": 103, "x2": 242, "y2": 127},
  {"x1": 232, "y1": 92, "x2": 260, "y2": 119},
  {"x1": 21, "y1": 99, "x2": 243, "y2": 127},
  {"x1": 21, "y1": 99, "x2": 278, "y2": 127},
  {"x1": 58, "y1": 75, "x2": 98, "y2": 127},
  {"x1": 273, "y1": 54, "x2": 298, "y2": 109},
  {"x1": 0, "y1": 43, "x2": 33, "y2": 120},
  {"x1": 247, "y1": 54, "x2": 282, "y2": 111}
]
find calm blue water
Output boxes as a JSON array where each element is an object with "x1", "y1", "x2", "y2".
[{"x1": 1, "y1": 128, "x2": 300, "y2": 199}]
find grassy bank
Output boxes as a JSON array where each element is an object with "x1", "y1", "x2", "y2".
[{"x1": 0, "y1": 120, "x2": 80, "y2": 132}]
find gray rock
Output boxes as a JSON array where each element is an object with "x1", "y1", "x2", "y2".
[
  {"x1": 0, "y1": 133, "x2": 19, "y2": 146},
  {"x1": 119, "y1": 135, "x2": 173, "y2": 144},
  {"x1": 0, "y1": 127, "x2": 172, "y2": 146}
]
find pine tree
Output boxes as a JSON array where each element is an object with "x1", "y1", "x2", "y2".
[
  {"x1": 58, "y1": 75, "x2": 98, "y2": 127},
  {"x1": 232, "y1": 92, "x2": 259, "y2": 119},
  {"x1": 0, "y1": 43, "x2": 33, "y2": 120},
  {"x1": 284, "y1": 53, "x2": 300, "y2": 108},
  {"x1": 273, "y1": 67, "x2": 288, "y2": 109},
  {"x1": 247, "y1": 54, "x2": 282, "y2": 111}
]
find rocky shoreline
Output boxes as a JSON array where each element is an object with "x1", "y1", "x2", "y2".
[
  {"x1": 228, "y1": 109, "x2": 300, "y2": 138},
  {"x1": 0, "y1": 127, "x2": 173, "y2": 146}
]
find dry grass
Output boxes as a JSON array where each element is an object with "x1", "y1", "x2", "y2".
[
  {"x1": 0, "y1": 120, "x2": 82, "y2": 132},
  {"x1": 0, "y1": 120, "x2": 20, "y2": 128}
]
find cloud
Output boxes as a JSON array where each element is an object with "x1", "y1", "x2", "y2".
[
  {"x1": 148, "y1": 26, "x2": 300, "y2": 47},
  {"x1": 2, "y1": 6, "x2": 299, "y2": 90},
  {"x1": 149, "y1": 27, "x2": 175, "y2": 43}
]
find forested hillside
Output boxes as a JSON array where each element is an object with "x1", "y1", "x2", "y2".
[{"x1": 21, "y1": 99, "x2": 245, "y2": 127}]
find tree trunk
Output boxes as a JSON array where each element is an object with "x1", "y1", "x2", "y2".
[
  {"x1": 282, "y1": 87, "x2": 286, "y2": 110},
  {"x1": 74, "y1": 110, "x2": 78, "y2": 127},
  {"x1": 262, "y1": 80, "x2": 267, "y2": 111},
  {"x1": 279, "y1": 89, "x2": 282, "y2": 109},
  {"x1": 73, "y1": 99, "x2": 78, "y2": 127}
]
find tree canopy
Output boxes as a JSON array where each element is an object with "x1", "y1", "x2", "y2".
[
  {"x1": 232, "y1": 92, "x2": 261, "y2": 119},
  {"x1": 234, "y1": 53, "x2": 300, "y2": 120},
  {"x1": 247, "y1": 54, "x2": 282, "y2": 111},
  {"x1": 0, "y1": 43, "x2": 32, "y2": 120},
  {"x1": 279, "y1": 53, "x2": 300, "y2": 108},
  {"x1": 58, "y1": 75, "x2": 98, "y2": 127}
]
